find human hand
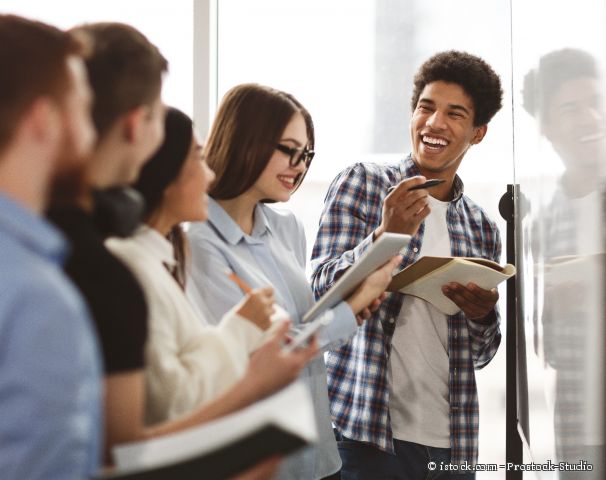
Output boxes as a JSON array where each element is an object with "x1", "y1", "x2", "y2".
[
  {"x1": 236, "y1": 286, "x2": 275, "y2": 331},
  {"x1": 441, "y1": 282, "x2": 499, "y2": 321},
  {"x1": 244, "y1": 321, "x2": 317, "y2": 400},
  {"x1": 346, "y1": 255, "x2": 402, "y2": 322},
  {"x1": 355, "y1": 292, "x2": 387, "y2": 325},
  {"x1": 374, "y1": 176, "x2": 431, "y2": 239}
]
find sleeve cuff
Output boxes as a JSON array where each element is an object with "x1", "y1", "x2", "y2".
[
  {"x1": 351, "y1": 232, "x2": 376, "y2": 261},
  {"x1": 316, "y1": 300, "x2": 358, "y2": 350},
  {"x1": 466, "y1": 310, "x2": 499, "y2": 340}
]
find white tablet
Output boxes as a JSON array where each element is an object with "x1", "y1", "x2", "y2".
[{"x1": 303, "y1": 232, "x2": 410, "y2": 322}]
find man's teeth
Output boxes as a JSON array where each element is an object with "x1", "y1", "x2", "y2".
[
  {"x1": 423, "y1": 135, "x2": 448, "y2": 146},
  {"x1": 278, "y1": 175, "x2": 295, "y2": 185}
]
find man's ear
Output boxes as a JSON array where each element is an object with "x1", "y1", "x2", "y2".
[
  {"x1": 23, "y1": 97, "x2": 62, "y2": 152},
  {"x1": 471, "y1": 124, "x2": 488, "y2": 145},
  {"x1": 123, "y1": 105, "x2": 150, "y2": 143}
]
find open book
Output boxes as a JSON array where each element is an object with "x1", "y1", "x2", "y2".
[
  {"x1": 96, "y1": 382, "x2": 316, "y2": 480},
  {"x1": 388, "y1": 256, "x2": 516, "y2": 315}
]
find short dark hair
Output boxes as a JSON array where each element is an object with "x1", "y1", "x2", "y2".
[
  {"x1": 73, "y1": 22, "x2": 168, "y2": 139},
  {"x1": 0, "y1": 15, "x2": 87, "y2": 154},
  {"x1": 411, "y1": 50, "x2": 503, "y2": 126},
  {"x1": 522, "y1": 48, "x2": 598, "y2": 120},
  {"x1": 206, "y1": 83, "x2": 314, "y2": 200}
]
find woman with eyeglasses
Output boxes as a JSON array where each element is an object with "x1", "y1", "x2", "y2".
[
  {"x1": 103, "y1": 108, "x2": 316, "y2": 470},
  {"x1": 186, "y1": 84, "x2": 401, "y2": 480}
]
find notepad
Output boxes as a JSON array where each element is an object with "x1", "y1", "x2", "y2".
[
  {"x1": 99, "y1": 382, "x2": 317, "y2": 480},
  {"x1": 388, "y1": 256, "x2": 516, "y2": 315},
  {"x1": 304, "y1": 232, "x2": 411, "y2": 322}
]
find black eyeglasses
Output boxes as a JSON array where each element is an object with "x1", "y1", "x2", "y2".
[{"x1": 275, "y1": 144, "x2": 315, "y2": 169}]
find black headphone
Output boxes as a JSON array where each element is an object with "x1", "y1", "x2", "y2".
[{"x1": 92, "y1": 187, "x2": 145, "y2": 238}]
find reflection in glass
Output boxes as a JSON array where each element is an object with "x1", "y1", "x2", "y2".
[{"x1": 520, "y1": 48, "x2": 605, "y2": 478}]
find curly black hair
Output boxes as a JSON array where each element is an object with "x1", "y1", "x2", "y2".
[
  {"x1": 522, "y1": 48, "x2": 598, "y2": 120},
  {"x1": 411, "y1": 50, "x2": 503, "y2": 126}
]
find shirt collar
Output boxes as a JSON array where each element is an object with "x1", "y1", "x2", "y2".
[
  {"x1": 399, "y1": 153, "x2": 465, "y2": 202},
  {"x1": 133, "y1": 224, "x2": 176, "y2": 267},
  {"x1": 0, "y1": 192, "x2": 67, "y2": 263},
  {"x1": 207, "y1": 197, "x2": 271, "y2": 245}
]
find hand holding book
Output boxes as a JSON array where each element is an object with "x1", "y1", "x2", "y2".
[
  {"x1": 388, "y1": 256, "x2": 516, "y2": 315},
  {"x1": 441, "y1": 282, "x2": 499, "y2": 321}
]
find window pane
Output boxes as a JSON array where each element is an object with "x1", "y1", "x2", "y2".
[
  {"x1": 512, "y1": 0, "x2": 606, "y2": 471},
  {"x1": 2, "y1": 0, "x2": 194, "y2": 116}
]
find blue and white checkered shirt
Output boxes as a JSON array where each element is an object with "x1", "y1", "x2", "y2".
[{"x1": 310, "y1": 154, "x2": 502, "y2": 466}]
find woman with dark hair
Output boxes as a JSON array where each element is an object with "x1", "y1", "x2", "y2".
[
  {"x1": 105, "y1": 107, "x2": 316, "y2": 442},
  {"x1": 186, "y1": 84, "x2": 400, "y2": 479}
]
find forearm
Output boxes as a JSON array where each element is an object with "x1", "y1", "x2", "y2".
[{"x1": 143, "y1": 375, "x2": 259, "y2": 440}]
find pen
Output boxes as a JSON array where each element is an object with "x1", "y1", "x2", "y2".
[
  {"x1": 225, "y1": 269, "x2": 252, "y2": 293},
  {"x1": 387, "y1": 178, "x2": 446, "y2": 193}
]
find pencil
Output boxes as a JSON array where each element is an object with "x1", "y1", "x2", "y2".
[{"x1": 225, "y1": 269, "x2": 252, "y2": 293}]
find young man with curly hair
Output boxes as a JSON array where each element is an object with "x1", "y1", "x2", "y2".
[{"x1": 311, "y1": 51, "x2": 504, "y2": 479}]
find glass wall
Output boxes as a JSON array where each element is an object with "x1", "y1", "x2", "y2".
[{"x1": 512, "y1": 0, "x2": 606, "y2": 477}]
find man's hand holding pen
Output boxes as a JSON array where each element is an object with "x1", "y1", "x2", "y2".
[{"x1": 374, "y1": 176, "x2": 433, "y2": 239}]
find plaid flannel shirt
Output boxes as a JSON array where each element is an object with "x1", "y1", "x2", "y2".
[
  {"x1": 310, "y1": 154, "x2": 502, "y2": 466},
  {"x1": 534, "y1": 184, "x2": 604, "y2": 459}
]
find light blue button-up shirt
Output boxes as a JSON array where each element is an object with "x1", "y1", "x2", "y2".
[
  {"x1": 186, "y1": 198, "x2": 357, "y2": 480},
  {"x1": 0, "y1": 193, "x2": 102, "y2": 479}
]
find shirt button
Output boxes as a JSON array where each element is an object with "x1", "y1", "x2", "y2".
[
  {"x1": 389, "y1": 318, "x2": 395, "y2": 324},
  {"x1": 413, "y1": 247, "x2": 419, "y2": 253}
]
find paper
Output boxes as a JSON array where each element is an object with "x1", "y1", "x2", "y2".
[
  {"x1": 389, "y1": 256, "x2": 516, "y2": 315},
  {"x1": 304, "y1": 232, "x2": 411, "y2": 322},
  {"x1": 112, "y1": 381, "x2": 317, "y2": 473}
]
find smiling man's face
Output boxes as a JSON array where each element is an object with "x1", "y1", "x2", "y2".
[
  {"x1": 543, "y1": 76, "x2": 606, "y2": 172},
  {"x1": 410, "y1": 80, "x2": 486, "y2": 178}
]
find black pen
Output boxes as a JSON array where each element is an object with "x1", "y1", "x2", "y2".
[{"x1": 387, "y1": 178, "x2": 446, "y2": 193}]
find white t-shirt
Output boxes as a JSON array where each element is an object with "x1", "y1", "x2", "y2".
[{"x1": 388, "y1": 195, "x2": 451, "y2": 448}]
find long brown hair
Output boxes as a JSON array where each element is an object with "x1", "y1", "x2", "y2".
[{"x1": 205, "y1": 83, "x2": 315, "y2": 200}]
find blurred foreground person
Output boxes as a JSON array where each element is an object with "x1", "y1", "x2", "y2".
[{"x1": 0, "y1": 14, "x2": 101, "y2": 479}]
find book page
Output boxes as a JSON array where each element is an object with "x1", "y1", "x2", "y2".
[
  {"x1": 397, "y1": 259, "x2": 515, "y2": 315},
  {"x1": 112, "y1": 381, "x2": 316, "y2": 472}
]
